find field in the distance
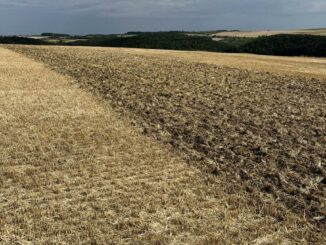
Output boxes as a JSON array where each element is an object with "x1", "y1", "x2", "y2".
[
  {"x1": 102, "y1": 47, "x2": 326, "y2": 78},
  {"x1": 2, "y1": 45, "x2": 326, "y2": 243},
  {"x1": 213, "y1": 28, "x2": 326, "y2": 37}
]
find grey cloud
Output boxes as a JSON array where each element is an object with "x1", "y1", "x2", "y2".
[
  {"x1": 2, "y1": 0, "x2": 326, "y2": 15},
  {"x1": 0, "y1": 0, "x2": 325, "y2": 35}
]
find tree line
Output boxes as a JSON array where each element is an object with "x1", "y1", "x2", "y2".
[{"x1": 1, "y1": 33, "x2": 326, "y2": 57}]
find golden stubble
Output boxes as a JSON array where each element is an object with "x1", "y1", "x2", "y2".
[{"x1": 213, "y1": 29, "x2": 326, "y2": 38}]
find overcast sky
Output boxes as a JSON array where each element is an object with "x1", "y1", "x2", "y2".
[{"x1": 0, "y1": 0, "x2": 326, "y2": 35}]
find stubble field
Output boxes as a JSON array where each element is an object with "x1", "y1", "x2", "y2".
[
  {"x1": 213, "y1": 28, "x2": 326, "y2": 38},
  {"x1": 1, "y1": 45, "x2": 326, "y2": 243}
]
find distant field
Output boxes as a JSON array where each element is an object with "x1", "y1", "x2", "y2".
[
  {"x1": 214, "y1": 28, "x2": 326, "y2": 37},
  {"x1": 87, "y1": 47, "x2": 326, "y2": 78}
]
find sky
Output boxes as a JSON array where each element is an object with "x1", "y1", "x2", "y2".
[{"x1": 0, "y1": 0, "x2": 326, "y2": 35}]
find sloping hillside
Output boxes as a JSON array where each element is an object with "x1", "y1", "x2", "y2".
[
  {"x1": 3, "y1": 47, "x2": 323, "y2": 244},
  {"x1": 6, "y1": 46, "x2": 325, "y2": 237}
]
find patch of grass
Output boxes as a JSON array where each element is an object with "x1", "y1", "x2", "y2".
[{"x1": 218, "y1": 37, "x2": 255, "y2": 48}]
